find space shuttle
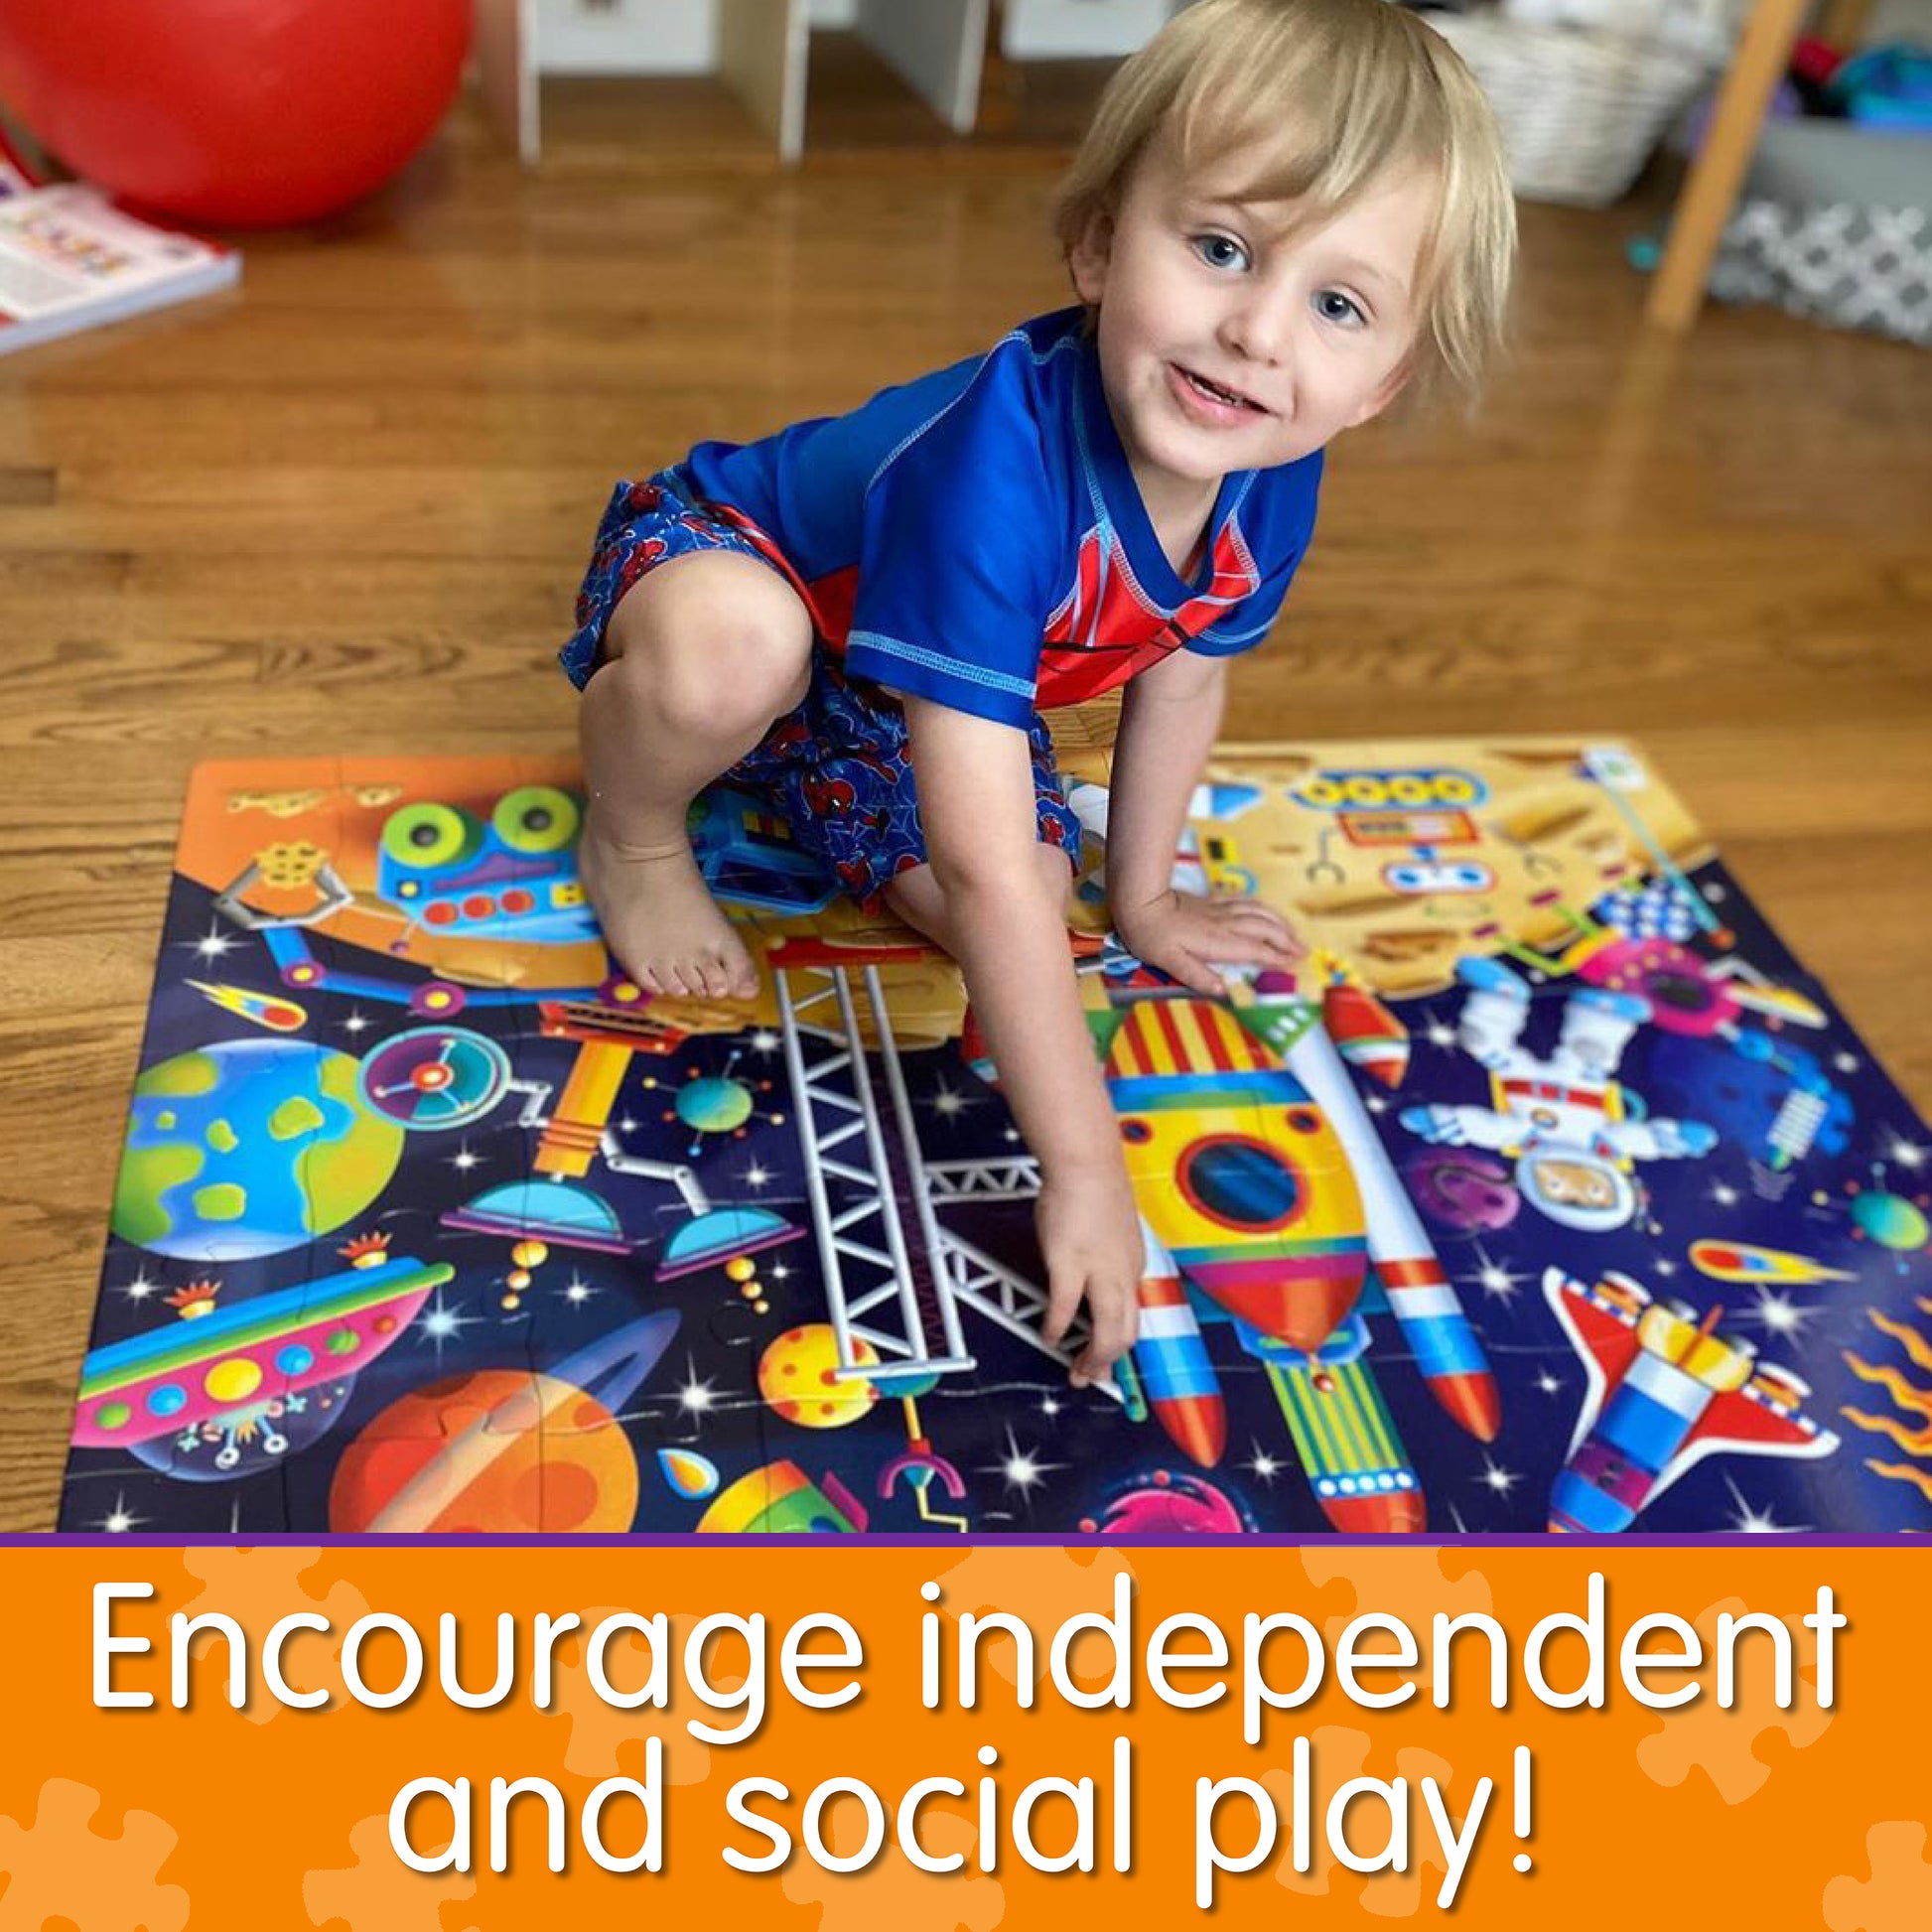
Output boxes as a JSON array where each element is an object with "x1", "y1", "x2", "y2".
[{"x1": 1542, "y1": 1267, "x2": 1838, "y2": 1533}]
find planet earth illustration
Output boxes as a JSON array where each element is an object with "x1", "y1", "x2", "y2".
[{"x1": 111, "y1": 1037, "x2": 405, "y2": 1261}]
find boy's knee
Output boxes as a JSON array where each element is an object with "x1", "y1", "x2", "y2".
[
  {"x1": 1034, "y1": 839, "x2": 1074, "y2": 902},
  {"x1": 889, "y1": 840, "x2": 1069, "y2": 944},
  {"x1": 922, "y1": 840, "x2": 1072, "y2": 912},
  {"x1": 605, "y1": 557, "x2": 811, "y2": 731}
]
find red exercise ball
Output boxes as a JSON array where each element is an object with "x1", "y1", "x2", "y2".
[{"x1": 0, "y1": 0, "x2": 474, "y2": 227}]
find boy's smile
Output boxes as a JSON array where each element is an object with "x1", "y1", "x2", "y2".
[
  {"x1": 1071, "y1": 126, "x2": 1436, "y2": 529},
  {"x1": 1168, "y1": 360, "x2": 1270, "y2": 424}
]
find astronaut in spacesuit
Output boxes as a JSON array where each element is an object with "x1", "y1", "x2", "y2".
[{"x1": 1400, "y1": 956, "x2": 1718, "y2": 1231}]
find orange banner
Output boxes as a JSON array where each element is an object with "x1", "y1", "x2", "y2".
[{"x1": 4, "y1": 1544, "x2": 1927, "y2": 1928}]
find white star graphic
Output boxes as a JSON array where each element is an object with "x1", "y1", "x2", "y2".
[
  {"x1": 1882, "y1": 1133, "x2": 1927, "y2": 1173},
  {"x1": 96, "y1": 1491, "x2": 147, "y2": 1533},
  {"x1": 417, "y1": 1291, "x2": 483, "y2": 1361},
  {"x1": 980, "y1": 1426, "x2": 1063, "y2": 1502},
  {"x1": 182, "y1": 921, "x2": 235, "y2": 962},
  {"x1": 1725, "y1": 1475, "x2": 1807, "y2": 1534},
  {"x1": 926, "y1": 1080, "x2": 980, "y2": 1121},
  {"x1": 1475, "y1": 1454, "x2": 1520, "y2": 1496},
  {"x1": 678, "y1": 1356, "x2": 717, "y2": 1419},
  {"x1": 1737, "y1": 1285, "x2": 1817, "y2": 1340},
  {"x1": 1466, "y1": 1242, "x2": 1527, "y2": 1305}
]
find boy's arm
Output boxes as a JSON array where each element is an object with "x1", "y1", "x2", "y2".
[
  {"x1": 1105, "y1": 649, "x2": 1304, "y2": 994},
  {"x1": 900, "y1": 694, "x2": 1141, "y2": 1379},
  {"x1": 1104, "y1": 647, "x2": 1229, "y2": 913}
]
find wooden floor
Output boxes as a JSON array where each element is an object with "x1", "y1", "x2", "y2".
[{"x1": 2, "y1": 88, "x2": 1928, "y2": 1529}]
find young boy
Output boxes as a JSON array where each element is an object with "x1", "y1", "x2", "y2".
[{"x1": 561, "y1": 0, "x2": 1515, "y2": 1387}]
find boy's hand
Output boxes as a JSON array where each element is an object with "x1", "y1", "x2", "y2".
[
  {"x1": 1035, "y1": 1165, "x2": 1143, "y2": 1388},
  {"x1": 1113, "y1": 887, "x2": 1305, "y2": 999}
]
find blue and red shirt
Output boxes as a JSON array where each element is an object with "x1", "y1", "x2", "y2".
[{"x1": 676, "y1": 307, "x2": 1322, "y2": 731}]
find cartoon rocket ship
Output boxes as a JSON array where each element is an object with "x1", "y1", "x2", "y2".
[
  {"x1": 1542, "y1": 1267, "x2": 1838, "y2": 1534},
  {"x1": 1098, "y1": 994, "x2": 1366, "y2": 1351},
  {"x1": 1241, "y1": 973, "x2": 1500, "y2": 1443},
  {"x1": 963, "y1": 956, "x2": 1497, "y2": 1531},
  {"x1": 1131, "y1": 1223, "x2": 1227, "y2": 1468},
  {"x1": 1238, "y1": 1312, "x2": 1428, "y2": 1532},
  {"x1": 1320, "y1": 980, "x2": 1411, "y2": 1089}
]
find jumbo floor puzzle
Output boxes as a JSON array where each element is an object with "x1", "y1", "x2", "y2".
[{"x1": 66, "y1": 731, "x2": 1932, "y2": 1536}]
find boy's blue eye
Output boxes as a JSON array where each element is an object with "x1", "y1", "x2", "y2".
[
  {"x1": 1314, "y1": 289, "x2": 1367, "y2": 328},
  {"x1": 1191, "y1": 232, "x2": 1249, "y2": 272}
]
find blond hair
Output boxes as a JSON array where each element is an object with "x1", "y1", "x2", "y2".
[{"x1": 1051, "y1": 0, "x2": 1516, "y2": 403}]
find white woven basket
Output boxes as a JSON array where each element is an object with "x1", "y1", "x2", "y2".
[
  {"x1": 1429, "y1": 13, "x2": 1722, "y2": 207},
  {"x1": 1493, "y1": 0, "x2": 1741, "y2": 65}
]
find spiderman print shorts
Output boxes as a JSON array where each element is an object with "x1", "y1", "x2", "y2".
[{"x1": 559, "y1": 470, "x2": 1082, "y2": 913}]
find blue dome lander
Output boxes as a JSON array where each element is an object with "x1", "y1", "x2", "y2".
[{"x1": 440, "y1": 1177, "x2": 632, "y2": 1255}]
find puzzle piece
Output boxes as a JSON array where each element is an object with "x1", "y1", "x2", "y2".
[
  {"x1": 551, "y1": 1603, "x2": 715, "y2": 1789},
  {"x1": 780, "y1": 1807, "x2": 1006, "y2": 1932},
  {"x1": 302, "y1": 1813, "x2": 475, "y2": 1932},
  {"x1": 936, "y1": 1546, "x2": 1139, "y2": 1692},
  {"x1": 1823, "y1": 1822, "x2": 1932, "y2": 1932},
  {"x1": 1299, "y1": 1546, "x2": 1497, "y2": 1702},
  {"x1": 176, "y1": 1547, "x2": 371, "y2": 1725},
  {"x1": 1260, "y1": 1731, "x2": 1483, "y2": 1916},
  {"x1": 1634, "y1": 1595, "x2": 1834, "y2": 1802},
  {"x1": 0, "y1": 1779, "x2": 188, "y2": 1932}
]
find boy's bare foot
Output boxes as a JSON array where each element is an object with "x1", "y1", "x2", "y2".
[{"x1": 579, "y1": 816, "x2": 759, "y2": 1001}]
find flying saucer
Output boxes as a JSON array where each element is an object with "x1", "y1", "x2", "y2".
[
  {"x1": 441, "y1": 1177, "x2": 633, "y2": 1254},
  {"x1": 73, "y1": 1253, "x2": 452, "y2": 1449},
  {"x1": 655, "y1": 1205, "x2": 805, "y2": 1281}
]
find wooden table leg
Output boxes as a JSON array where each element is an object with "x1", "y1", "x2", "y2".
[{"x1": 1645, "y1": 0, "x2": 1810, "y2": 334}]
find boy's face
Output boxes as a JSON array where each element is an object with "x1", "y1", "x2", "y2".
[{"x1": 1071, "y1": 126, "x2": 1434, "y2": 505}]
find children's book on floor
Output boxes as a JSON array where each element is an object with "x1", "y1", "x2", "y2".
[{"x1": 0, "y1": 178, "x2": 237, "y2": 356}]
